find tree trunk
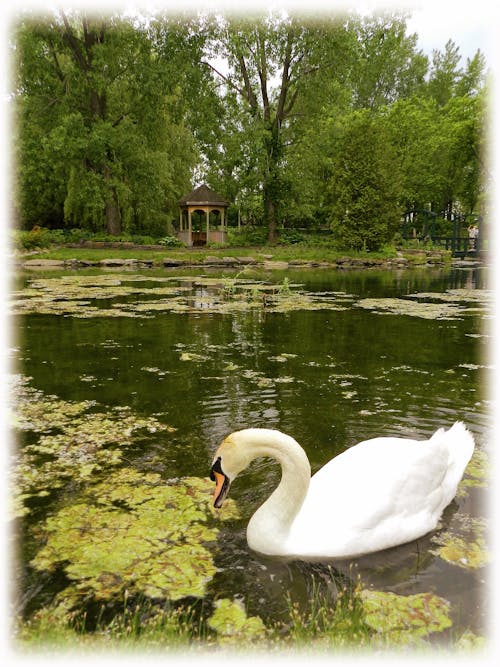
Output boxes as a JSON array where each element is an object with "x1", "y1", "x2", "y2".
[
  {"x1": 264, "y1": 193, "x2": 278, "y2": 244},
  {"x1": 105, "y1": 189, "x2": 122, "y2": 235}
]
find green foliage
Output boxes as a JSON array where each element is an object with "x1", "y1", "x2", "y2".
[
  {"x1": 227, "y1": 226, "x2": 268, "y2": 246},
  {"x1": 13, "y1": 227, "x2": 66, "y2": 250},
  {"x1": 13, "y1": 10, "x2": 488, "y2": 249},
  {"x1": 15, "y1": 14, "x2": 199, "y2": 234},
  {"x1": 327, "y1": 110, "x2": 402, "y2": 251},
  {"x1": 158, "y1": 235, "x2": 184, "y2": 247}
]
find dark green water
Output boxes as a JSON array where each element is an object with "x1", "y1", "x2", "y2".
[{"x1": 13, "y1": 263, "x2": 491, "y2": 639}]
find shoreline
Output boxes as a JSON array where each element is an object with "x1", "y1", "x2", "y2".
[{"x1": 14, "y1": 245, "x2": 480, "y2": 272}]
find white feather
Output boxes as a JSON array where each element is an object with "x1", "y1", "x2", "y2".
[{"x1": 213, "y1": 423, "x2": 474, "y2": 559}]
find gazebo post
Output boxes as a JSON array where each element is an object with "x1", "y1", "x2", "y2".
[
  {"x1": 188, "y1": 209, "x2": 192, "y2": 246},
  {"x1": 206, "y1": 209, "x2": 210, "y2": 244}
]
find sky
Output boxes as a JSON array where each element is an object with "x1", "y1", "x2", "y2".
[{"x1": 1, "y1": 0, "x2": 497, "y2": 65}]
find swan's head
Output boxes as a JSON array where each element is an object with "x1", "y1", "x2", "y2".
[{"x1": 210, "y1": 431, "x2": 254, "y2": 508}]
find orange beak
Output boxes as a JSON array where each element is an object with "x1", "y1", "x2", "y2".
[{"x1": 213, "y1": 471, "x2": 226, "y2": 506}]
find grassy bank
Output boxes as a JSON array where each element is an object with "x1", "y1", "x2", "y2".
[
  {"x1": 20, "y1": 243, "x2": 395, "y2": 262},
  {"x1": 16, "y1": 243, "x2": 454, "y2": 268}
]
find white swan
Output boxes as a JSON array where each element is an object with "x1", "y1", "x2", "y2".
[{"x1": 210, "y1": 423, "x2": 474, "y2": 559}]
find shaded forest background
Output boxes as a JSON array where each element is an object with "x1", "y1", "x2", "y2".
[{"x1": 13, "y1": 9, "x2": 489, "y2": 249}]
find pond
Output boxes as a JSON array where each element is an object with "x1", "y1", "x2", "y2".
[{"x1": 10, "y1": 262, "x2": 491, "y2": 651}]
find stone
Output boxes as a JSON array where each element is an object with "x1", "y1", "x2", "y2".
[
  {"x1": 288, "y1": 259, "x2": 312, "y2": 266},
  {"x1": 76, "y1": 260, "x2": 100, "y2": 267},
  {"x1": 236, "y1": 256, "x2": 257, "y2": 265},
  {"x1": 163, "y1": 258, "x2": 184, "y2": 267},
  {"x1": 99, "y1": 258, "x2": 126, "y2": 266},
  {"x1": 263, "y1": 260, "x2": 289, "y2": 270},
  {"x1": 23, "y1": 259, "x2": 66, "y2": 268}
]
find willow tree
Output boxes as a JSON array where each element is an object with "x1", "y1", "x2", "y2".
[
  {"x1": 204, "y1": 13, "x2": 353, "y2": 243},
  {"x1": 15, "y1": 12, "x2": 200, "y2": 234}
]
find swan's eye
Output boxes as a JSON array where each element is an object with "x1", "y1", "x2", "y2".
[{"x1": 210, "y1": 456, "x2": 223, "y2": 481}]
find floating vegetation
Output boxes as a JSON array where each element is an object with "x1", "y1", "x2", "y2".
[
  {"x1": 406, "y1": 288, "x2": 493, "y2": 306},
  {"x1": 31, "y1": 470, "x2": 239, "y2": 603},
  {"x1": 180, "y1": 351, "x2": 209, "y2": 362},
  {"x1": 431, "y1": 515, "x2": 490, "y2": 570},
  {"x1": 360, "y1": 590, "x2": 452, "y2": 645},
  {"x1": 356, "y1": 297, "x2": 466, "y2": 320},
  {"x1": 241, "y1": 368, "x2": 298, "y2": 389},
  {"x1": 11, "y1": 273, "x2": 354, "y2": 318},
  {"x1": 462, "y1": 447, "x2": 490, "y2": 491},
  {"x1": 268, "y1": 353, "x2": 298, "y2": 363},
  {"x1": 207, "y1": 599, "x2": 266, "y2": 644},
  {"x1": 10, "y1": 375, "x2": 175, "y2": 518}
]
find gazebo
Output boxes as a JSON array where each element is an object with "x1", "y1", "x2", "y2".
[{"x1": 177, "y1": 184, "x2": 229, "y2": 247}]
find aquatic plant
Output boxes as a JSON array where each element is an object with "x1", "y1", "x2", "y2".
[
  {"x1": 31, "y1": 470, "x2": 239, "y2": 603},
  {"x1": 207, "y1": 598, "x2": 266, "y2": 645},
  {"x1": 10, "y1": 376, "x2": 175, "y2": 518},
  {"x1": 431, "y1": 515, "x2": 489, "y2": 570},
  {"x1": 11, "y1": 272, "x2": 353, "y2": 318},
  {"x1": 356, "y1": 297, "x2": 466, "y2": 320},
  {"x1": 360, "y1": 590, "x2": 452, "y2": 645}
]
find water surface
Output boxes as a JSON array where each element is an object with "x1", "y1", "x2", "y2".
[{"x1": 13, "y1": 263, "x2": 491, "y2": 642}]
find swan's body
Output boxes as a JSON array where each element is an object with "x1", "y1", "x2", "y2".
[{"x1": 210, "y1": 423, "x2": 474, "y2": 559}]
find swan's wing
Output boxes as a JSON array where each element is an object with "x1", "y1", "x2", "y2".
[{"x1": 292, "y1": 437, "x2": 450, "y2": 549}]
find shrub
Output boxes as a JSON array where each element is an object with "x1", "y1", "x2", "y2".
[
  {"x1": 13, "y1": 227, "x2": 65, "y2": 250},
  {"x1": 227, "y1": 226, "x2": 268, "y2": 246},
  {"x1": 158, "y1": 236, "x2": 184, "y2": 247},
  {"x1": 278, "y1": 229, "x2": 305, "y2": 245}
]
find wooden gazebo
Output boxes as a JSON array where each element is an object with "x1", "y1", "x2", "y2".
[{"x1": 177, "y1": 184, "x2": 229, "y2": 247}]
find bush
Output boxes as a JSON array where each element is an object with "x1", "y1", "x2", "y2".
[
  {"x1": 158, "y1": 236, "x2": 184, "y2": 248},
  {"x1": 13, "y1": 227, "x2": 66, "y2": 250},
  {"x1": 227, "y1": 226, "x2": 268, "y2": 246},
  {"x1": 278, "y1": 229, "x2": 305, "y2": 244}
]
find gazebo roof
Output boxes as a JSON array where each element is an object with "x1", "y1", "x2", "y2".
[{"x1": 178, "y1": 184, "x2": 229, "y2": 207}]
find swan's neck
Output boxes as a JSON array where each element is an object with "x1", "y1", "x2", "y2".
[{"x1": 241, "y1": 429, "x2": 311, "y2": 555}]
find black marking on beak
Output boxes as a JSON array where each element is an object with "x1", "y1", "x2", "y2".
[{"x1": 210, "y1": 456, "x2": 230, "y2": 508}]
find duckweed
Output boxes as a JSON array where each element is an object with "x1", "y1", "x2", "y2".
[
  {"x1": 31, "y1": 470, "x2": 239, "y2": 602},
  {"x1": 360, "y1": 590, "x2": 452, "y2": 644},
  {"x1": 11, "y1": 273, "x2": 353, "y2": 318},
  {"x1": 356, "y1": 298, "x2": 466, "y2": 320},
  {"x1": 207, "y1": 598, "x2": 266, "y2": 644},
  {"x1": 431, "y1": 515, "x2": 489, "y2": 570},
  {"x1": 10, "y1": 375, "x2": 175, "y2": 518}
]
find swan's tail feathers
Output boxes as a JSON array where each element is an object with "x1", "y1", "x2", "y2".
[{"x1": 432, "y1": 421, "x2": 475, "y2": 493}]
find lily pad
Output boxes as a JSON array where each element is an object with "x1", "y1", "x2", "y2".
[
  {"x1": 31, "y1": 470, "x2": 239, "y2": 602},
  {"x1": 207, "y1": 598, "x2": 266, "y2": 644},
  {"x1": 361, "y1": 590, "x2": 452, "y2": 644}
]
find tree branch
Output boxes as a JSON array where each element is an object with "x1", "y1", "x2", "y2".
[
  {"x1": 200, "y1": 60, "x2": 247, "y2": 100},
  {"x1": 59, "y1": 10, "x2": 89, "y2": 71}
]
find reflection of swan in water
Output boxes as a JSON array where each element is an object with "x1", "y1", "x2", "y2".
[{"x1": 210, "y1": 424, "x2": 474, "y2": 559}]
